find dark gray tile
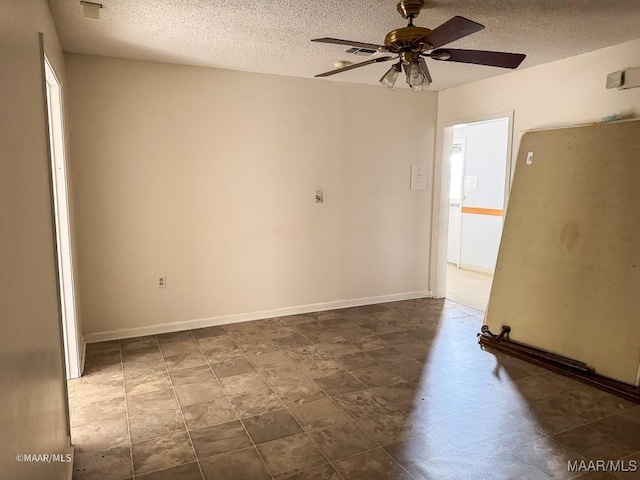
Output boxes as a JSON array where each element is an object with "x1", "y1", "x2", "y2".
[
  {"x1": 272, "y1": 334, "x2": 313, "y2": 349},
  {"x1": 241, "y1": 409, "x2": 303, "y2": 444},
  {"x1": 314, "y1": 372, "x2": 367, "y2": 396},
  {"x1": 308, "y1": 421, "x2": 377, "y2": 460},
  {"x1": 290, "y1": 398, "x2": 351, "y2": 430},
  {"x1": 350, "y1": 365, "x2": 405, "y2": 388},
  {"x1": 619, "y1": 406, "x2": 640, "y2": 425},
  {"x1": 210, "y1": 358, "x2": 255, "y2": 378},
  {"x1": 135, "y1": 462, "x2": 202, "y2": 479},
  {"x1": 198, "y1": 336, "x2": 239, "y2": 356},
  {"x1": 74, "y1": 380, "x2": 125, "y2": 407},
  {"x1": 160, "y1": 338, "x2": 200, "y2": 358},
  {"x1": 334, "y1": 448, "x2": 412, "y2": 480},
  {"x1": 191, "y1": 326, "x2": 226, "y2": 339},
  {"x1": 258, "y1": 363, "x2": 309, "y2": 386},
  {"x1": 348, "y1": 335, "x2": 390, "y2": 351},
  {"x1": 129, "y1": 408, "x2": 185, "y2": 443},
  {"x1": 174, "y1": 380, "x2": 225, "y2": 407},
  {"x1": 199, "y1": 447, "x2": 270, "y2": 480},
  {"x1": 71, "y1": 418, "x2": 129, "y2": 454},
  {"x1": 121, "y1": 336, "x2": 158, "y2": 353},
  {"x1": 257, "y1": 433, "x2": 326, "y2": 478},
  {"x1": 383, "y1": 434, "x2": 457, "y2": 477},
  {"x1": 72, "y1": 445, "x2": 132, "y2": 480},
  {"x1": 124, "y1": 370, "x2": 172, "y2": 396},
  {"x1": 553, "y1": 425, "x2": 635, "y2": 461},
  {"x1": 377, "y1": 331, "x2": 421, "y2": 345},
  {"x1": 356, "y1": 411, "x2": 420, "y2": 445},
  {"x1": 610, "y1": 451, "x2": 640, "y2": 480},
  {"x1": 157, "y1": 331, "x2": 194, "y2": 344},
  {"x1": 218, "y1": 371, "x2": 269, "y2": 396},
  {"x1": 71, "y1": 397, "x2": 126, "y2": 428},
  {"x1": 365, "y1": 347, "x2": 415, "y2": 367},
  {"x1": 278, "y1": 464, "x2": 341, "y2": 480},
  {"x1": 160, "y1": 340, "x2": 200, "y2": 357},
  {"x1": 370, "y1": 382, "x2": 418, "y2": 411},
  {"x1": 333, "y1": 390, "x2": 396, "y2": 419},
  {"x1": 247, "y1": 351, "x2": 291, "y2": 368},
  {"x1": 169, "y1": 365, "x2": 215, "y2": 386},
  {"x1": 588, "y1": 414, "x2": 640, "y2": 450},
  {"x1": 571, "y1": 473, "x2": 619, "y2": 480},
  {"x1": 513, "y1": 437, "x2": 589, "y2": 480},
  {"x1": 228, "y1": 386, "x2": 285, "y2": 418},
  {"x1": 131, "y1": 431, "x2": 195, "y2": 475},
  {"x1": 181, "y1": 397, "x2": 238, "y2": 430},
  {"x1": 273, "y1": 380, "x2": 327, "y2": 408},
  {"x1": 313, "y1": 341, "x2": 361, "y2": 358},
  {"x1": 163, "y1": 352, "x2": 207, "y2": 371},
  {"x1": 335, "y1": 352, "x2": 378, "y2": 371},
  {"x1": 509, "y1": 401, "x2": 583, "y2": 436},
  {"x1": 122, "y1": 357, "x2": 165, "y2": 379},
  {"x1": 303, "y1": 330, "x2": 346, "y2": 344},
  {"x1": 190, "y1": 421, "x2": 252, "y2": 458},
  {"x1": 127, "y1": 388, "x2": 178, "y2": 417}
]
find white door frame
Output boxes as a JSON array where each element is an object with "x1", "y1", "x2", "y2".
[
  {"x1": 429, "y1": 111, "x2": 514, "y2": 298},
  {"x1": 44, "y1": 55, "x2": 82, "y2": 379}
]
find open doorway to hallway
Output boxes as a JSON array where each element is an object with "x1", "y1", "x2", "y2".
[{"x1": 444, "y1": 116, "x2": 511, "y2": 311}]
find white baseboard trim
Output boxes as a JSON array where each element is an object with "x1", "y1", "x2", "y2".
[
  {"x1": 84, "y1": 291, "x2": 432, "y2": 343},
  {"x1": 458, "y1": 263, "x2": 494, "y2": 276}
]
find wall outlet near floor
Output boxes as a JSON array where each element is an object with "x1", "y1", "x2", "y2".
[{"x1": 158, "y1": 275, "x2": 166, "y2": 288}]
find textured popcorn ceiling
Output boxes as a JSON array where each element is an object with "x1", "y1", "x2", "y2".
[{"x1": 49, "y1": 0, "x2": 640, "y2": 90}]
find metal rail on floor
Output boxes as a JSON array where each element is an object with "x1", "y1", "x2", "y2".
[{"x1": 478, "y1": 326, "x2": 640, "y2": 404}]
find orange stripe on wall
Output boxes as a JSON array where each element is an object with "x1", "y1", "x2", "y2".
[{"x1": 461, "y1": 206, "x2": 504, "y2": 216}]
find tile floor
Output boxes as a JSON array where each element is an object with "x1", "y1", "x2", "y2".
[
  {"x1": 445, "y1": 264, "x2": 493, "y2": 311},
  {"x1": 68, "y1": 299, "x2": 640, "y2": 480}
]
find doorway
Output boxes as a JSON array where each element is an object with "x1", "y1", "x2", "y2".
[
  {"x1": 441, "y1": 115, "x2": 512, "y2": 311},
  {"x1": 44, "y1": 55, "x2": 82, "y2": 379}
]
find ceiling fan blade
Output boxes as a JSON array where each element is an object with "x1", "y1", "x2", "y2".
[
  {"x1": 312, "y1": 37, "x2": 387, "y2": 51},
  {"x1": 314, "y1": 56, "x2": 396, "y2": 78},
  {"x1": 415, "y1": 16, "x2": 484, "y2": 49},
  {"x1": 419, "y1": 56, "x2": 432, "y2": 84},
  {"x1": 430, "y1": 48, "x2": 526, "y2": 69}
]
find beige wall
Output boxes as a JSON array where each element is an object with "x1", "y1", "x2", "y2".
[
  {"x1": 0, "y1": 0, "x2": 71, "y2": 478},
  {"x1": 65, "y1": 54, "x2": 438, "y2": 339},
  {"x1": 432, "y1": 38, "x2": 640, "y2": 296}
]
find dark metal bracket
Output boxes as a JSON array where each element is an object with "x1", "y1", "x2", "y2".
[{"x1": 477, "y1": 325, "x2": 640, "y2": 404}]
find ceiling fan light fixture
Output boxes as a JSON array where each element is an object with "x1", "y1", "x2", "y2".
[
  {"x1": 380, "y1": 63, "x2": 401, "y2": 89},
  {"x1": 404, "y1": 61, "x2": 429, "y2": 90}
]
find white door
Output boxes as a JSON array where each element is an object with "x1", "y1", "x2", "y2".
[
  {"x1": 44, "y1": 56, "x2": 82, "y2": 379},
  {"x1": 446, "y1": 138, "x2": 465, "y2": 266}
]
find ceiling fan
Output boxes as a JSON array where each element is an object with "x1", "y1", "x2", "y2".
[{"x1": 311, "y1": 0, "x2": 526, "y2": 91}]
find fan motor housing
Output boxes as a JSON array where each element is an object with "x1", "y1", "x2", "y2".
[{"x1": 384, "y1": 26, "x2": 432, "y2": 51}]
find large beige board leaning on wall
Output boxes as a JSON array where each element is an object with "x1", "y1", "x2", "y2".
[{"x1": 486, "y1": 119, "x2": 640, "y2": 386}]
